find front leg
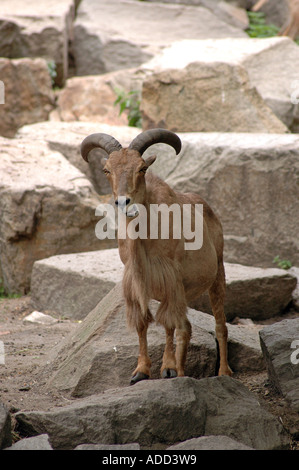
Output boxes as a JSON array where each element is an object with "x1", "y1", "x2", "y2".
[
  {"x1": 161, "y1": 328, "x2": 177, "y2": 378},
  {"x1": 175, "y1": 317, "x2": 192, "y2": 377},
  {"x1": 130, "y1": 320, "x2": 151, "y2": 385}
]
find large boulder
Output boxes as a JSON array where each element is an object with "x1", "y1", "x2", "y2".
[
  {"x1": 249, "y1": 0, "x2": 290, "y2": 28},
  {"x1": 143, "y1": 37, "x2": 299, "y2": 131},
  {"x1": 194, "y1": 263, "x2": 297, "y2": 321},
  {"x1": 74, "y1": 443, "x2": 140, "y2": 450},
  {"x1": 55, "y1": 75, "x2": 129, "y2": 126},
  {"x1": 167, "y1": 434, "x2": 253, "y2": 450},
  {"x1": 144, "y1": 0, "x2": 249, "y2": 30},
  {"x1": 0, "y1": 402, "x2": 11, "y2": 450},
  {"x1": 16, "y1": 121, "x2": 182, "y2": 194},
  {"x1": 0, "y1": 58, "x2": 54, "y2": 137},
  {"x1": 42, "y1": 284, "x2": 218, "y2": 397},
  {"x1": 151, "y1": 0, "x2": 290, "y2": 28},
  {"x1": 0, "y1": 0, "x2": 75, "y2": 87},
  {"x1": 31, "y1": 250, "x2": 123, "y2": 320},
  {"x1": 41, "y1": 283, "x2": 264, "y2": 400},
  {"x1": 0, "y1": 137, "x2": 115, "y2": 294},
  {"x1": 30, "y1": 249, "x2": 296, "y2": 321},
  {"x1": 165, "y1": 132, "x2": 299, "y2": 267},
  {"x1": 4, "y1": 434, "x2": 53, "y2": 451},
  {"x1": 17, "y1": 121, "x2": 141, "y2": 195},
  {"x1": 259, "y1": 318, "x2": 299, "y2": 411},
  {"x1": 141, "y1": 52, "x2": 288, "y2": 133},
  {"x1": 15, "y1": 376, "x2": 288, "y2": 450},
  {"x1": 73, "y1": 0, "x2": 246, "y2": 77}
]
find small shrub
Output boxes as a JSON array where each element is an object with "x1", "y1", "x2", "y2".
[
  {"x1": 246, "y1": 11, "x2": 280, "y2": 38},
  {"x1": 114, "y1": 88, "x2": 142, "y2": 128},
  {"x1": 0, "y1": 279, "x2": 21, "y2": 299},
  {"x1": 272, "y1": 255, "x2": 292, "y2": 270},
  {"x1": 47, "y1": 60, "x2": 57, "y2": 87}
]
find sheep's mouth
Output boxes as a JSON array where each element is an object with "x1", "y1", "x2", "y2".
[{"x1": 119, "y1": 203, "x2": 139, "y2": 218}]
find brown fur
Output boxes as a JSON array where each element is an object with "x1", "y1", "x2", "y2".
[{"x1": 103, "y1": 148, "x2": 232, "y2": 380}]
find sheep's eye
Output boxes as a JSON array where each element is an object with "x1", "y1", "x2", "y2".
[
  {"x1": 103, "y1": 168, "x2": 110, "y2": 175},
  {"x1": 139, "y1": 167, "x2": 147, "y2": 174}
]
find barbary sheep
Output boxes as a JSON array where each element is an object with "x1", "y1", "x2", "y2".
[{"x1": 81, "y1": 128, "x2": 232, "y2": 384}]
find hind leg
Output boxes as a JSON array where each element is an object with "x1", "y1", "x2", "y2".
[
  {"x1": 209, "y1": 261, "x2": 232, "y2": 376},
  {"x1": 175, "y1": 316, "x2": 192, "y2": 377},
  {"x1": 157, "y1": 286, "x2": 191, "y2": 379},
  {"x1": 160, "y1": 314, "x2": 192, "y2": 379},
  {"x1": 130, "y1": 319, "x2": 152, "y2": 385},
  {"x1": 127, "y1": 302, "x2": 153, "y2": 385},
  {"x1": 160, "y1": 328, "x2": 177, "y2": 378}
]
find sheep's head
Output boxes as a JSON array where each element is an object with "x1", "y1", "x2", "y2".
[{"x1": 81, "y1": 129, "x2": 181, "y2": 217}]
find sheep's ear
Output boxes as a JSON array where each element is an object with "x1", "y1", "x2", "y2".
[
  {"x1": 144, "y1": 155, "x2": 156, "y2": 168},
  {"x1": 101, "y1": 156, "x2": 108, "y2": 166}
]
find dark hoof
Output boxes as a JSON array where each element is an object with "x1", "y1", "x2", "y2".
[
  {"x1": 130, "y1": 372, "x2": 149, "y2": 385},
  {"x1": 162, "y1": 368, "x2": 177, "y2": 379}
]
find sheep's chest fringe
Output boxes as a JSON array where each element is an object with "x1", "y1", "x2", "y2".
[{"x1": 122, "y1": 245, "x2": 187, "y2": 330}]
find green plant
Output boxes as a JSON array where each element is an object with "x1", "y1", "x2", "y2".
[
  {"x1": 246, "y1": 11, "x2": 280, "y2": 38},
  {"x1": 114, "y1": 88, "x2": 142, "y2": 128},
  {"x1": 47, "y1": 60, "x2": 57, "y2": 87},
  {"x1": 273, "y1": 255, "x2": 292, "y2": 270},
  {"x1": 0, "y1": 279, "x2": 21, "y2": 299}
]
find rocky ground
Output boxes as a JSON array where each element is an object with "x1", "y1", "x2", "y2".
[
  {"x1": 0, "y1": 294, "x2": 298, "y2": 450},
  {"x1": 0, "y1": 0, "x2": 299, "y2": 452}
]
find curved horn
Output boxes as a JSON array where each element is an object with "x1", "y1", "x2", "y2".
[
  {"x1": 81, "y1": 133, "x2": 122, "y2": 162},
  {"x1": 129, "y1": 128, "x2": 181, "y2": 156}
]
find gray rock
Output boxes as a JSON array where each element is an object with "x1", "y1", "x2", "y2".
[
  {"x1": 193, "y1": 263, "x2": 297, "y2": 321},
  {"x1": 41, "y1": 281, "x2": 263, "y2": 402},
  {"x1": 23, "y1": 311, "x2": 58, "y2": 325},
  {"x1": 259, "y1": 318, "x2": 299, "y2": 411},
  {"x1": 0, "y1": 0, "x2": 75, "y2": 86},
  {"x1": 53, "y1": 74, "x2": 129, "y2": 127},
  {"x1": 187, "y1": 309, "x2": 265, "y2": 373},
  {"x1": 167, "y1": 435, "x2": 254, "y2": 450},
  {"x1": 0, "y1": 58, "x2": 54, "y2": 138},
  {"x1": 142, "y1": 37, "x2": 299, "y2": 131},
  {"x1": 43, "y1": 284, "x2": 217, "y2": 397},
  {"x1": 0, "y1": 402, "x2": 11, "y2": 450},
  {"x1": 17, "y1": 121, "x2": 140, "y2": 195},
  {"x1": 0, "y1": 137, "x2": 114, "y2": 294},
  {"x1": 15, "y1": 376, "x2": 289, "y2": 450},
  {"x1": 4, "y1": 434, "x2": 53, "y2": 450},
  {"x1": 147, "y1": 0, "x2": 289, "y2": 29},
  {"x1": 145, "y1": 1, "x2": 249, "y2": 30},
  {"x1": 141, "y1": 60, "x2": 287, "y2": 134},
  {"x1": 165, "y1": 132, "x2": 299, "y2": 268},
  {"x1": 73, "y1": 0, "x2": 246, "y2": 77},
  {"x1": 16, "y1": 121, "x2": 174, "y2": 195},
  {"x1": 250, "y1": 0, "x2": 290, "y2": 28},
  {"x1": 75, "y1": 443, "x2": 140, "y2": 450},
  {"x1": 30, "y1": 249, "x2": 296, "y2": 321},
  {"x1": 30, "y1": 250, "x2": 122, "y2": 320}
]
